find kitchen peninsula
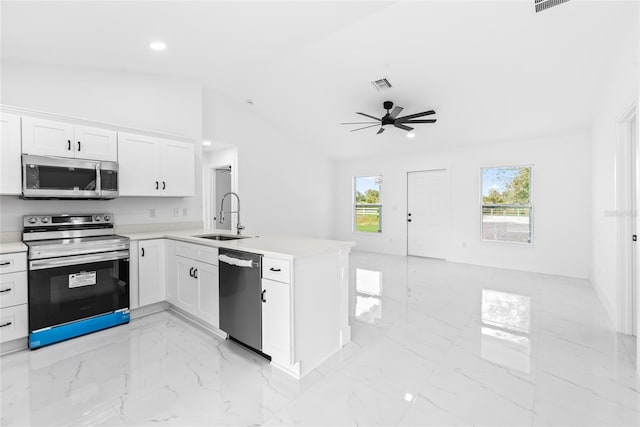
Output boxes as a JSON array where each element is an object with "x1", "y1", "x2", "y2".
[{"x1": 121, "y1": 229, "x2": 355, "y2": 379}]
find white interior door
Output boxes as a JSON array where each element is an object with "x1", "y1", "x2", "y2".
[{"x1": 407, "y1": 169, "x2": 450, "y2": 259}]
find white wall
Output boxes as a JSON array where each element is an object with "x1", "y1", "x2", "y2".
[
  {"x1": 333, "y1": 134, "x2": 592, "y2": 279},
  {"x1": 0, "y1": 61, "x2": 203, "y2": 231},
  {"x1": 202, "y1": 90, "x2": 333, "y2": 239},
  {"x1": 591, "y1": 7, "x2": 640, "y2": 327}
]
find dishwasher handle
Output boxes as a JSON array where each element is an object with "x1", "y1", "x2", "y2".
[{"x1": 218, "y1": 254, "x2": 260, "y2": 268}]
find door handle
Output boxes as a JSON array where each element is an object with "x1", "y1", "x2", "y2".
[
  {"x1": 193, "y1": 268, "x2": 198, "y2": 279},
  {"x1": 68, "y1": 140, "x2": 71, "y2": 151},
  {"x1": 77, "y1": 141, "x2": 81, "y2": 151},
  {"x1": 189, "y1": 267, "x2": 194, "y2": 277},
  {"x1": 155, "y1": 181, "x2": 159, "y2": 190},
  {"x1": 408, "y1": 219, "x2": 412, "y2": 222},
  {"x1": 141, "y1": 247, "x2": 145, "y2": 257},
  {"x1": 162, "y1": 181, "x2": 166, "y2": 190},
  {"x1": 261, "y1": 289, "x2": 266, "y2": 303}
]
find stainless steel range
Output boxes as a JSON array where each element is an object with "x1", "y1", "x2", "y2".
[{"x1": 23, "y1": 213, "x2": 130, "y2": 349}]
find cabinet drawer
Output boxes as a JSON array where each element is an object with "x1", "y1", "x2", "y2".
[
  {"x1": 0, "y1": 304, "x2": 28, "y2": 343},
  {"x1": 0, "y1": 253, "x2": 27, "y2": 275},
  {"x1": 262, "y1": 258, "x2": 290, "y2": 284},
  {"x1": 0, "y1": 271, "x2": 28, "y2": 309},
  {"x1": 175, "y1": 242, "x2": 218, "y2": 265}
]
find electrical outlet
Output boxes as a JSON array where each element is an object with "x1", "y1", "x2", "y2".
[
  {"x1": 149, "y1": 208, "x2": 156, "y2": 218},
  {"x1": 182, "y1": 208, "x2": 188, "y2": 216},
  {"x1": 173, "y1": 208, "x2": 180, "y2": 217}
]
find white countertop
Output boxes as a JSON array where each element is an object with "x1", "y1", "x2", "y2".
[
  {"x1": 119, "y1": 228, "x2": 356, "y2": 259},
  {"x1": 0, "y1": 241, "x2": 27, "y2": 254}
]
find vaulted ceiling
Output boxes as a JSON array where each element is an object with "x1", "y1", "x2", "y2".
[{"x1": 2, "y1": 1, "x2": 637, "y2": 158}]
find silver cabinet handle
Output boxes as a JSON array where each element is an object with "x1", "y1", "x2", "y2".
[
  {"x1": 0, "y1": 321, "x2": 12, "y2": 328},
  {"x1": 0, "y1": 288, "x2": 12, "y2": 293}
]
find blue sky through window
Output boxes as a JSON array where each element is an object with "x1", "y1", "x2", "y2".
[
  {"x1": 482, "y1": 167, "x2": 520, "y2": 197},
  {"x1": 355, "y1": 176, "x2": 380, "y2": 194}
]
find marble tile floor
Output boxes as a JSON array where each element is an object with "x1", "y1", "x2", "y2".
[{"x1": 1, "y1": 251, "x2": 639, "y2": 426}]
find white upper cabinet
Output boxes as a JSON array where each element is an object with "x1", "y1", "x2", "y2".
[
  {"x1": 21, "y1": 117, "x2": 117, "y2": 161},
  {"x1": 118, "y1": 132, "x2": 195, "y2": 197},
  {"x1": 118, "y1": 132, "x2": 160, "y2": 196},
  {"x1": 160, "y1": 138, "x2": 195, "y2": 197},
  {"x1": 0, "y1": 113, "x2": 22, "y2": 195},
  {"x1": 73, "y1": 125, "x2": 118, "y2": 161}
]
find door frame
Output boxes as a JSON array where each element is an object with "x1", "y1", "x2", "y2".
[
  {"x1": 406, "y1": 168, "x2": 450, "y2": 259},
  {"x1": 203, "y1": 159, "x2": 237, "y2": 231},
  {"x1": 616, "y1": 101, "x2": 638, "y2": 335}
]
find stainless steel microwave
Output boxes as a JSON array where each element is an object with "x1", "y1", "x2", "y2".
[{"x1": 21, "y1": 154, "x2": 118, "y2": 199}]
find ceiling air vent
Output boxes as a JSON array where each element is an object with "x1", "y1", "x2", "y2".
[
  {"x1": 371, "y1": 78, "x2": 392, "y2": 91},
  {"x1": 535, "y1": 0, "x2": 570, "y2": 13}
]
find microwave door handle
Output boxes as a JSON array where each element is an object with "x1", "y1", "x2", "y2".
[{"x1": 96, "y1": 163, "x2": 102, "y2": 195}]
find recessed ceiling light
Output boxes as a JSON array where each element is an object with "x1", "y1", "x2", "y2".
[
  {"x1": 202, "y1": 140, "x2": 212, "y2": 146},
  {"x1": 149, "y1": 41, "x2": 166, "y2": 51},
  {"x1": 406, "y1": 132, "x2": 416, "y2": 139}
]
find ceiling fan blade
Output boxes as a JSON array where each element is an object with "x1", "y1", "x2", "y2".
[
  {"x1": 389, "y1": 106, "x2": 404, "y2": 119},
  {"x1": 350, "y1": 124, "x2": 380, "y2": 132},
  {"x1": 395, "y1": 110, "x2": 436, "y2": 122},
  {"x1": 356, "y1": 112, "x2": 381, "y2": 121},
  {"x1": 401, "y1": 119, "x2": 437, "y2": 123},
  {"x1": 340, "y1": 121, "x2": 380, "y2": 125},
  {"x1": 377, "y1": 127, "x2": 385, "y2": 134},
  {"x1": 394, "y1": 123, "x2": 414, "y2": 131}
]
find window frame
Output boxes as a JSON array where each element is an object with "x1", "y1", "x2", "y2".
[
  {"x1": 353, "y1": 175, "x2": 383, "y2": 234},
  {"x1": 479, "y1": 164, "x2": 534, "y2": 245}
]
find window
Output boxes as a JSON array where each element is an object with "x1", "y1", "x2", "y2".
[
  {"x1": 481, "y1": 166, "x2": 532, "y2": 243},
  {"x1": 354, "y1": 175, "x2": 382, "y2": 233}
]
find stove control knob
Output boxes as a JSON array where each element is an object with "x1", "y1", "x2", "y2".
[
  {"x1": 103, "y1": 215, "x2": 111, "y2": 222},
  {"x1": 28, "y1": 217, "x2": 37, "y2": 224},
  {"x1": 40, "y1": 217, "x2": 50, "y2": 224},
  {"x1": 94, "y1": 215, "x2": 102, "y2": 222}
]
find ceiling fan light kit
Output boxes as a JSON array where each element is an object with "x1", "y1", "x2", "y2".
[{"x1": 341, "y1": 101, "x2": 437, "y2": 135}]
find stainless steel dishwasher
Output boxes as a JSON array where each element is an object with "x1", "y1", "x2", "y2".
[{"x1": 218, "y1": 248, "x2": 263, "y2": 353}]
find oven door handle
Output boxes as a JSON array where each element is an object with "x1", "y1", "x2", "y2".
[{"x1": 29, "y1": 250, "x2": 130, "y2": 270}]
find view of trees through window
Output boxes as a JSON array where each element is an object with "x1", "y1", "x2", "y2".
[
  {"x1": 481, "y1": 166, "x2": 532, "y2": 243},
  {"x1": 354, "y1": 176, "x2": 382, "y2": 233}
]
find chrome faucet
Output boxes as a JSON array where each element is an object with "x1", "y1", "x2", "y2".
[{"x1": 219, "y1": 192, "x2": 245, "y2": 235}]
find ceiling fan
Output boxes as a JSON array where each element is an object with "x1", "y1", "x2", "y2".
[{"x1": 341, "y1": 101, "x2": 436, "y2": 134}]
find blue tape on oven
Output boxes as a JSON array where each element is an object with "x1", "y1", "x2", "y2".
[{"x1": 29, "y1": 311, "x2": 130, "y2": 349}]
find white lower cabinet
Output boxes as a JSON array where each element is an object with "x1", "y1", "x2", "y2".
[
  {"x1": 168, "y1": 242, "x2": 219, "y2": 328},
  {"x1": 0, "y1": 252, "x2": 28, "y2": 344},
  {"x1": 261, "y1": 278, "x2": 291, "y2": 364},
  {"x1": 138, "y1": 239, "x2": 166, "y2": 306}
]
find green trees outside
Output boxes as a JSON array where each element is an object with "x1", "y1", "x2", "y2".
[
  {"x1": 483, "y1": 167, "x2": 530, "y2": 204},
  {"x1": 355, "y1": 189, "x2": 380, "y2": 204}
]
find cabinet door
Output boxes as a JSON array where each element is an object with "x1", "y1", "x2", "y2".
[
  {"x1": 118, "y1": 132, "x2": 160, "y2": 196},
  {"x1": 0, "y1": 113, "x2": 22, "y2": 195},
  {"x1": 74, "y1": 125, "x2": 117, "y2": 161},
  {"x1": 262, "y1": 278, "x2": 291, "y2": 363},
  {"x1": 196, "y1": 261, "x2": 219, "y2": 328},
  {"x1": 159, "y1": 139, "x2": 195, "y2": 197},
  {"x1": 176, "y1": 256, "x2": 197, "y2": 314},
  {"x1": 138, "y1": 239, "x2": 166, "y2": 306},
  {"x1": 21, "y1": 117, "x2": 74, "y2": 157}
]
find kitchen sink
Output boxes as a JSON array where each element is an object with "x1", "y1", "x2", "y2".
[{"x1": 193, "y1": 234, "x2": 251, "y2": 241}]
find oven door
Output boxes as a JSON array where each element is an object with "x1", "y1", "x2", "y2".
[
  {"x1": 28, "y1": 250, "x2": 129, "y2": 332},
  {"x1": 22, "y1": 154, "x2": 101, "y2": 199}
]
